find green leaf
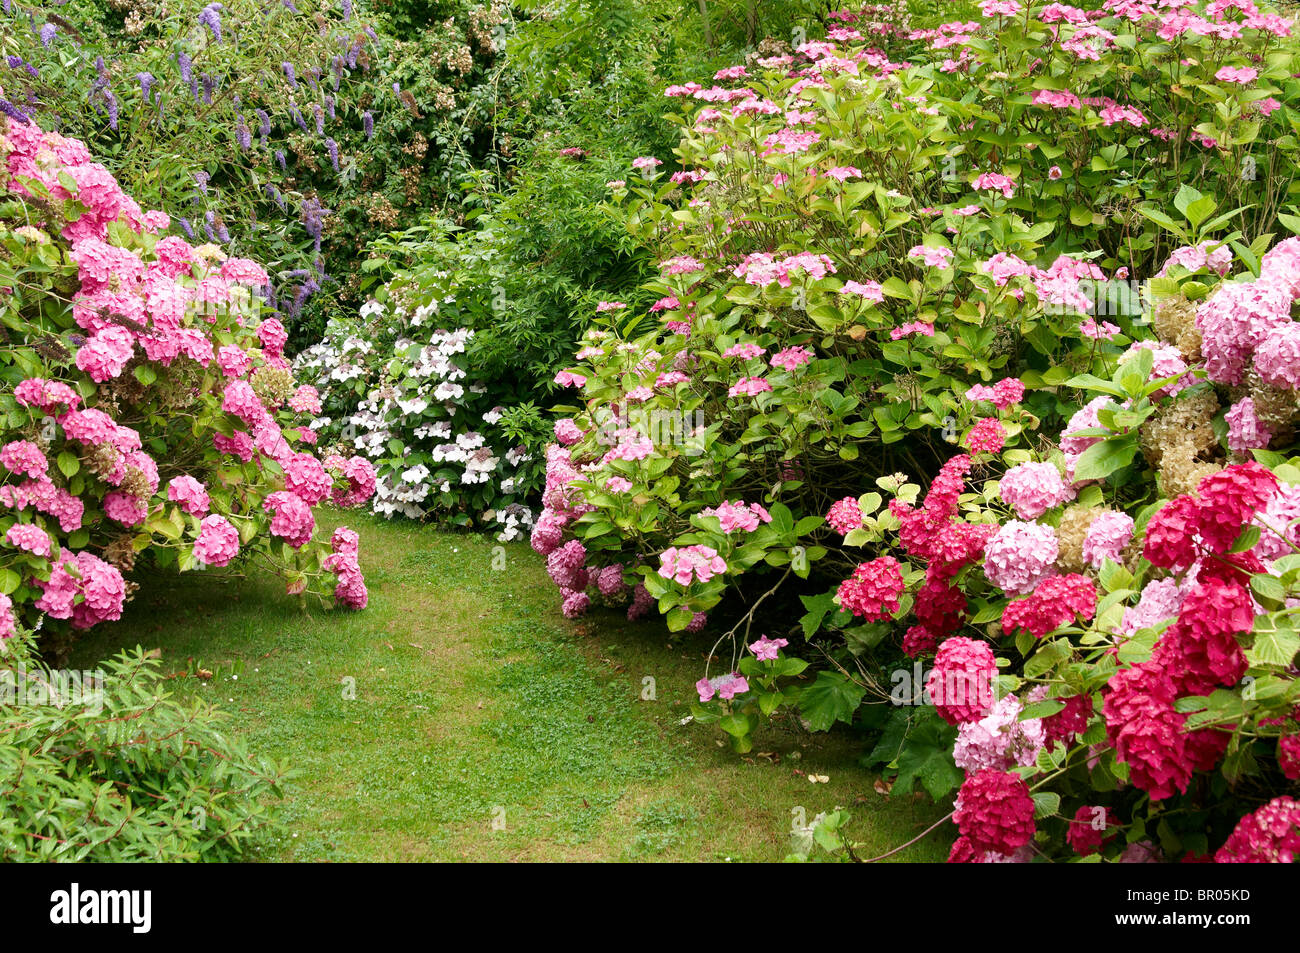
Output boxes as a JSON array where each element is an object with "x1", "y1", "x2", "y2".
[
  {"x1": 798, "y1": 670, "x2": 866, "y2": 732},
  {"x1": 1071, "y1": 437, "x2": 1137, "y2": 483},
  {"x1": 1033, "y1": 792, "x2": 1062, "y2": 818},
  {"x1": 1248, "y1": 616, "x2": 1300, "y2": 668},
  {"x1": 56, "y1": 451, "x2": 80, "y2": 479},
  {"x1": 893, "y1": 713, "x2": 962, "y2": 800}
]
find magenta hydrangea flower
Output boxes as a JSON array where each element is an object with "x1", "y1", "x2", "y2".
[{"x1": 826, "y1": 496, "x2": 863, "y2": 535}]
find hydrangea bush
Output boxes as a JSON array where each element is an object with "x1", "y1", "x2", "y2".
[
  {"x1": 792, "y1": 231, "x2": 1300, "y2": 862},
  {"x1": 525, "y1": 1, "x2": 1300, "y2": 861},
  {"x1": 0, "y1": 108, "x2": 374, "y2": 651}
]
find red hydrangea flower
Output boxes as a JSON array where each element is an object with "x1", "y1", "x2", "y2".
[
  {"x1": 1195, "y1": 462, "x2": 1278, "y2": 553},
  {"x1": 1043, "y1": 692, "x2": 1094, "y2": 749},
  {"x1": 1142, "y1": 494, "x2": 1201, "y2": 569},
  {"x1": 837, "y1": 556, "x2": 905, "y2": 621},
  {"x1": 902, "y1": 624, "x2": 939, "y2": 657},
  {"x1": 1152, "y1": 580, "x2": 1251, "y2": 695},
  {"x1": 953, "y1": 770, "x2": 1036, "y2": 857},
  {"x1": 1066, "y1": 805, "x2": 1116, "y2": 857},
  {"x1": 914, "y1": 576, "x2": 968, "y2": 639},
  {"x1": 1103, "y1": 661, "x2": 1192, "y2": 800},
  {"x1": 1215, "y1": 797, "x2": 1300, "y2": 863},
  {"x1": 1001, "y1": 573, "x2": 1096, "y2": 639}
]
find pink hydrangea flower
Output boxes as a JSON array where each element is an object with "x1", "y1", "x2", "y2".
[
  {"x1": 0, "y1": 440, "x2": 48, "y2": 479},
  {"x1": 840, "y1": 280, "x2": 884, "y2": 301},
  {"x1": 1082, "y1": 510, "x2": 1135, "y2": 568},
  {"x1": 194, "y1": 514, "x2": 240, "y2": 567},
  {"x1": 1226, "y1": 397, "x2": 1273, "y2": 454},
  {"x1": 999, "y1": 462, "x2": 1073, "y2": 519},
  {"x1": 167, "y1": 475, "x2": 211, "y2": 516},
  {"x1": 983, "y1": 520, "x2": 1059, "y2": 595},
  {"x1": 5, "y1": 523, "x2": 52, "y2": 557},
  {"x1": 701, "y1": 500, "x2": 772, "y2": 533},
  {"x1": 908, "y1": 244, "x2": 954, "y2": 268},
  {"x1": 658, "y1": 545, "x2": 727, "y2": 586},
  {"x1": 748, "y1": 635, "x2": 789, "y2": 661},
  {"x1": 728, "y1": 377, "x2": 772, "y2": 398}
]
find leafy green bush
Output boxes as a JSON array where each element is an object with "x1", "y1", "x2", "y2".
[
  {"x1": 0, "y1": 0, "x2": 507, "y2": 341},
  {"x1": 0, "y1": 631, "x2": 290, "y2": 861}
]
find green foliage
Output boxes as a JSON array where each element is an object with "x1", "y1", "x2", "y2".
[{"x1": 0, "y1": 634, "x2": 289, "y2": 861}]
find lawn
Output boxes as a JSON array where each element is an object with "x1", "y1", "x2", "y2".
[{"x1": 69, "y1": 511, "x2": 949, "y2": 862}]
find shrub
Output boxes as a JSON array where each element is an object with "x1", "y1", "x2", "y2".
[
  {"x1": 292, "y1": 287, "x2": 549, "y2": 536},
  {"x1": 524, "y1": 1, "x2": 1300, "y2": 861},
  {"x1": 0, "y1": 0, "x2": 508, "y2": 339},
  {"x1": 0, "y1": 108, "x2": 375, "y2": 653},
  {"x1": 0, "y1": 630, "x2": 290, "y2": 861}
]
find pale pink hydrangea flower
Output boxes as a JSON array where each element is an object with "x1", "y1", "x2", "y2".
[
  {"x1": 953, "y1": 694, "x2": 1046, "y2": 772},
  {"x1": 983, "y1": 520, "x2": 1059, "y2": 595},
  {"x1": 1225, "y1": 397, "x2": 1274, "y2": 454},
  {"x1": 999, "y1": 462, "x2": 1074, "y2": 519},
  {"x1": 1081, "y1": 511, "x2": 1135, "y2": 568}
]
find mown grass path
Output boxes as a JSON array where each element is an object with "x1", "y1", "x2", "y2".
[{"x1": 71, "y1": 512, "x2": 948, "y2": 862}]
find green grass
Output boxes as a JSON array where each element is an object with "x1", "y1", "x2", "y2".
[{"x1": 69, "y1": 511, "x2": 949, "y2": 862}]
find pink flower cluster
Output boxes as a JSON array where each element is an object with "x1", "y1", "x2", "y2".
[
  {"x1": 701, "y1": 500, "x2": 771, "y2": 533},
  {"x1": 658, "y1": 545, "x2": 727, "y2": 586},
  {"x1": 836, "y1": 556, "x2": 905, "y2": 621}
]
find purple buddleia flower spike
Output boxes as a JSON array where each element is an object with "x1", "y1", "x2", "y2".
[
  {"x1": 325, "y1": 94, "x2": 335, "y2": 120},
  {"x1": 340, "y1": 0, "x2": 352, "y2": 21},
  {"x1": 178, "y1": 217, "x2": 195, "y2": 238},
  {"x1": 362, "y1": 110, "x2": 373, "y2": 138},
  {"x1": 313, "y1": 103, "x2": 323, "y2": 134},
  {"x1": 275, "y1": 149, "x2": 286, "y2": 170},
  {"x1": 201, "y1": 73, "x2": 217, "y2": 104},
  {"x1": 283, "y1": 62, "x2": 296, "y2": 87},
  {"x1": 235, "y1": 117, "x2": 251, "y2": 150},
  {"x1": 326, "y1": 137, "x2": 338, "y2": 171},
  {"x1": 0, "y1": 98, "x2": 30, "y2": 123},
  {"x1": 198, "y1": 3, "x2": 223, "y2": 42},
  {"x1": 282, "y1": 0, "x2": 298, "y2": 11},
  {"x1": 256, "y1": 109, "x2": 270, "y2": 138},
  {"x1": 104, "y1": 89, "x2": 119, "y2": 130},
  {"x1": 178, "y1": 51, "x2": 192, "y2": 83},
  {"x1": 136, "y1": 72, "x2": 154, "y2": 98},
  {"x1": 195, "y1": 171, "x2": 210, "y2": 194},
  {"x1": 39, "y1": 23, "x2": 57, "y2": 47}
]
